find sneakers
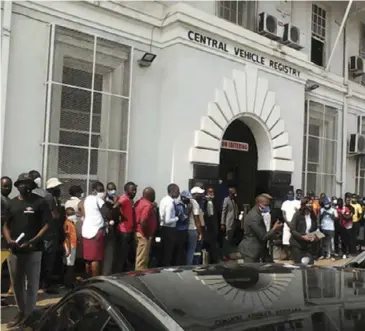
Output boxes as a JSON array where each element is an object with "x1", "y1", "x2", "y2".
[
  {"x1": 342, "y1": 254, "x2": 347, "y2": 259},
  {"x1": 6, "y1": 312, "x2": 25, "y2": 329}
]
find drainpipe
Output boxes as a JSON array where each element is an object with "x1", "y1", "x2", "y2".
[{"x1": 0, "y1": 0, "x2": 12, "y2": 173}]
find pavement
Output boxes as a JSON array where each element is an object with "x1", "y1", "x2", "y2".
[{"x1": 0, "y1": 258, "x2": 352, "y2": 330}]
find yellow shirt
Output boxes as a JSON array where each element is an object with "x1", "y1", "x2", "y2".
[{"x1": 351, "y1": 203, "x2": 363, "y2": 223}]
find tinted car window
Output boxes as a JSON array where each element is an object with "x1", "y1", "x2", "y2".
[{"x1": 39, "y1": 291, "x2": 126, "y2": 331}]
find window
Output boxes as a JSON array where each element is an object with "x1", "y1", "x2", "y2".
[
  {"x1": 44, "y1": 26, "x2": 131, "y2": 198},
  {"x1": 302, "y1": 101, "x2": 338, "y2": 195},
  {"x1": 311, "y1": 4, "x2": 326, "y2": 66},
  {"x1": 303, "y1": 268, "x2": 340, "y2": 300},
  {"x1": 216, "y1": 1, "x2": 255, "y2": 29},
  {"x1": 355, "y1": 116, "x2": 365, "y2": 195},
  {"x1": 39, "y1": 291, "x2": 126, "y2": 331}
]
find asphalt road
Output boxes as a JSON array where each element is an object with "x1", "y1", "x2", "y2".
[{"x1": 0, "y1": 258, "x2": 351, "y2": 330}]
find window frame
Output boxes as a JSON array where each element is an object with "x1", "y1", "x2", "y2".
[
  {"x1": 38, "y1": 288, "x2": 132, "y2": 331},
  {"x1": 302, "y1": 100, "x2": 338, "y2": 194},
  {"x1": 215, "y1": 0, "x2": 255, "y2": 30},
  {"x1": 310, "y1": 3, "x2": 328, "y2": 67},
  {"x1": 355, "y1": 116, "x2": 365, "y2": 195},
  {"x1": 42, "y1": 24, "x2": 132, "y2": 195}
]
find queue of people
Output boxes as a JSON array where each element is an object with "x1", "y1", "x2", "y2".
[
  {"x1": 1, "y1": 169, "x2": 365, "y2": 329},
  {"x1": 278, "y1": 189, "x2": 365, "y2": 263}
]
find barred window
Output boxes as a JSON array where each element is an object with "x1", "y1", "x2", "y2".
[
  {"x1": 302, "y1": 101, "x2": 338, "y2": 195},
  {"x1": 43, "y1": 26, "x2": 131, "y2": 198},
  {"x1": 311, "y1": 4, "x2": 327, "y2": 67}
]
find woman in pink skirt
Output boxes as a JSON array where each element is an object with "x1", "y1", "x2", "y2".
[{"x1": 81, "y1": 181, "x2": 108, "y2": 277}]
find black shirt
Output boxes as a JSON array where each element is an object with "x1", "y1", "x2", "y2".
[{"x1": 5, "y1": 194, "x2": 51, "y2": 253}]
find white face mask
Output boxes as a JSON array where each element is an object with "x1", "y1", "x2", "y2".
[
  {"x1": 68, "y1": 215, "x2": 77, "y2": 223},
  {"x1": 80, "y1": 193, "x2": 85, "y2": 198},
  {"x1": 34, "y1": 177, "x2": 41, "y2": 187}
]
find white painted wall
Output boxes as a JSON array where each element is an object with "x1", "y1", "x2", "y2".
[
  {"x1": 2, "y1": 13, "x2": 49, "y2": 185},
  {"x1": 2, "y1": 1, "x2": 365, "y2": 199}
]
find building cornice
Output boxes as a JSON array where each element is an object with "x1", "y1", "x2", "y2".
[{"x1": 14, "y1": 1, "x2": 365, "y2": 100}]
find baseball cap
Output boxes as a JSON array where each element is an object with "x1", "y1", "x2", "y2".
[
  {"x1": 191, "y1": 186, "x2": 205, "y2": 194},
  {"x1": 181, "y1": 190, "x2": 192, "y2": 199},
  {"x1": 46, "y1": 178, "x2": 62, "y2": 189}
]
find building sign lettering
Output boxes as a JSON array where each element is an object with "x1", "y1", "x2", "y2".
[
  {"x1": 221, "y1": 140, "x2": 249, "y2": 152},
  {"x1": 188, "y1": 31, "x2": 300, "y2": 78}
]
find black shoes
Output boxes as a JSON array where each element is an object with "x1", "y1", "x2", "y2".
[{"x1": 6, "y1": 312, "x2": 25, "y2": 329}]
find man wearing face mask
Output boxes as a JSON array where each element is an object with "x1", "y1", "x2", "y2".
[
  {"x1": 3, "y1": 173, "x2": 51, "y2": 329},
  {"x1": 1, "y1": 176, "x2": 12, "y2": 306},
  {"x1": 281, "y1": 190, "x2": 301, "y2": 259},
  {"x1": 102, "y1": 182, "x2": 120, "y2": 275},
  {"x1": 319, "y1": 198, "x2": 338, "y2": 260},
  {"x1": 38, "y1": 178, "x2": 63, "y2": 294},
  {"x1": 239, "y1": 195, "x2": 282, "y2": 263},
  {"x1": 351, "y1": 193, "x2": 363, "y2": 253},
  {"x1": 29, "y1": 170, "x2": 47, "y2": 199},
  {"x1": 221, "y1": 187, "x2": 240, "y2": 257},
  {"x1": 203, "y1": 187, "x2": 220, "y2": 263}
]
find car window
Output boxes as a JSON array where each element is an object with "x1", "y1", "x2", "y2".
[{"x1": 39, "y1": 291, "x2": 127, "y2": 331}]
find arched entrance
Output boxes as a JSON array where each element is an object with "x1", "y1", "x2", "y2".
[
  {"x1": 220, "y1": 119, "x2": 258, "y2": 206},
  {"x1": 189, "y1": 65, "x2": 295, "y2": 206}
]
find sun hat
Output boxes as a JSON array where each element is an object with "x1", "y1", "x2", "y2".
[
  {"x1": 46, "y1": 178, "x2": 62, "y2": 189},
  {"x1": 14, "y1": 173, "x2": 36, "y2": 188},
  {"x1": 181, "y1": 190, "x2": 192, "y2": 199},
  {"x1": 191, "y1": 186, "x2": 205, "y2": 194}
]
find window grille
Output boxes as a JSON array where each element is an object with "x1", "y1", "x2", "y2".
[
  {"x1": 43, "y1": 25, "x2": 132, "y2": 199},
  {"x1": 216, "y1": 1, "x2": 251, "y2": 29}
]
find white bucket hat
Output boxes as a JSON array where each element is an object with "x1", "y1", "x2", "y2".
[{"x1": 46, "y1": 178, "x2": 62, "y2": 189}]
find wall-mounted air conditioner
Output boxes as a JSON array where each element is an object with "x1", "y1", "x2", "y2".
[
  {"x1": 348, "y1": 133, "x2": 365, "y2": 154},
  {"x1": 283, "y1": 23, "x2": 303, "y2": 50},
  {"x1": 349, "y1": 56, "x2": 365, "y2": 77},
  {"x1": 258, "y1": 12, "x2": 280, "y2": 41}
]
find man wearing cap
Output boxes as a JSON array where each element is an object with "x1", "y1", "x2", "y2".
[
  {"x1": 40, "y1": 177, "x2": 63, "y2": 294},
  {"x1": 2, "y1": 173, "x2": 51, "y2": 329}
]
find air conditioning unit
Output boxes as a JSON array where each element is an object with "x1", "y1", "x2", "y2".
[
  {"x1": 283, "y1": 23, "x2": 303, "y2": 50},
  {"x1": 349, "y1": 56, "x2": 365, "y2": 75},
  {"x1": 258, "y1": 12, "x2": 280, "y2": 41},
  {"x1": 349, "y1": 133, "x2": 365, "y2": 154}
]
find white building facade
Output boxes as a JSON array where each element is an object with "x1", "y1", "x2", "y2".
[{"x1": 1, "y1": 0, "x2": 365, "y2": 201}]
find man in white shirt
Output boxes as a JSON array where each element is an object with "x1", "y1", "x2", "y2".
[
  {"x1": 281, "y1": 189, "x2": 300, "y2": 259},
  {"x1": 159, "y1": 183, "x2": 180, "y2": 266}
]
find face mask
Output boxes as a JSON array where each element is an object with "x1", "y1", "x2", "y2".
[
  {"x1": 287, "y1": 196, "x2": 294, "y2": 201},
  {"x1": 68, "y1": 215, "x2": 77, "y2": 222},
  {"x1": 34, "y1": 177, "x2": 41, "y2": 187},
  {"x1": 324, "y1": 204, "x2": 331, "y2": 209},
  {"x1": 261, "y1": 206, "x2": 270, "y2": 214},
  {"x1": 332, "y1": 200, "x2": 337, "y2": 206},
  {"x1": 17, "y1": 185, "x2": 32, "y2": 197},
  {"x1": 80, "y1": 193, "x2": 85, "y2": 198},
  {"x1": 96, "y1": 192, "x2": 105, "y2": 199},
  {"x1": 107, "y1": 189, "x2": 116, "y2": 197}
]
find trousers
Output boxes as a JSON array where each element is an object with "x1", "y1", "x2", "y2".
[{"x1": 8, "y1": 251, "x2": 42, "y2": 315}]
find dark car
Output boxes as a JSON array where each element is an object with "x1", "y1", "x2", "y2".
[{"x1": 24, "y1": 262, "x2": 365, "y2": 331}]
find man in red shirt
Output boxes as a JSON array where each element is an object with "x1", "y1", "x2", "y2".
[
  {"x1": 115, "y1": 182, "x2": 137, "y2": 272},
  {"x1": 134, "y1": 187, "x2": 157, "y2": 270}
]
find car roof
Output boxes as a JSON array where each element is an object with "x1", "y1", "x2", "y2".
[{"x1": 88, "y1": 263, "x2": 365, "y2": 331}]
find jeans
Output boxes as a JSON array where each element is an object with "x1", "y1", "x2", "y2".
[
  {"x1": 321, "y1": 230, "x2": 334, "y2": 257},
  {"x1": 186, "y1": 230, "x2": 198, "y2": 265},
  {"x1": 8, "y1": 251, "x2": 42, "y2": 315},
  {"x1": 40, "y1": 239, "x2": 56, "y2": 289}
]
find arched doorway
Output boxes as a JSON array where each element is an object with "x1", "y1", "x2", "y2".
[{"x1": 219, "y1": 119, "x2": 258, "y2": 207}]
